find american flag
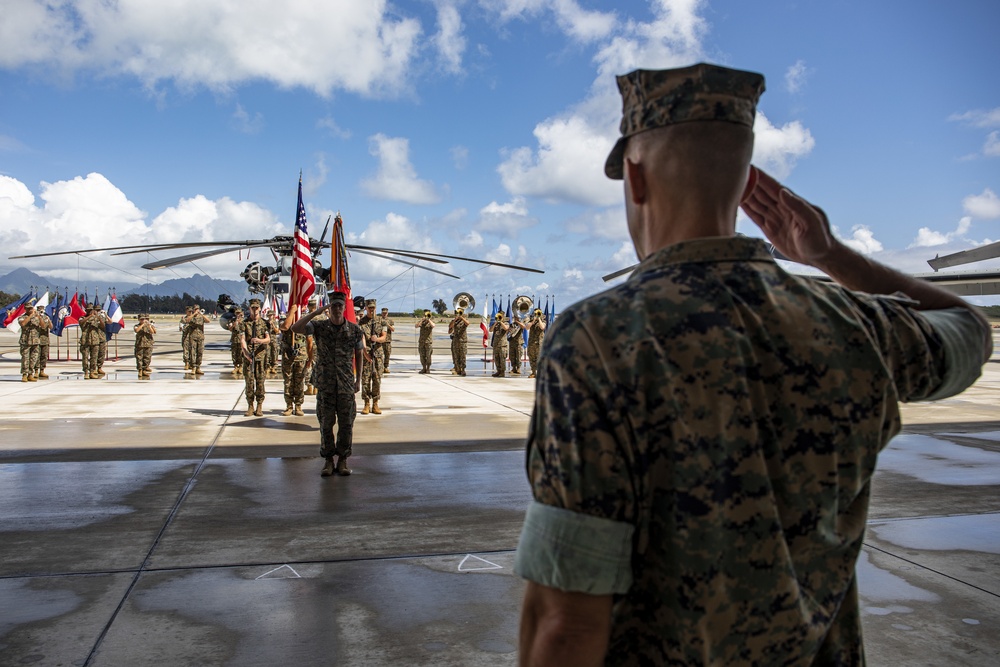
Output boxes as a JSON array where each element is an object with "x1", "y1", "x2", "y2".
[{"x1": 289, "y1": 176, "x2": 316, "y2": 309}]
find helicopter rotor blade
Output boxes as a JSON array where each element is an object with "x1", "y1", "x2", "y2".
[
  {"x1": 140, "y1": 243, "x2": 278, "y2": 270},
  {"x1": 346, "y1": 244, "x2": 450, "y2": 265},
  {"x1": 349, "y1": 248, "x2": 459, "y2": 279},
  {"x1": 349, "y1": 244, "x2": 544, "y2": 273}
]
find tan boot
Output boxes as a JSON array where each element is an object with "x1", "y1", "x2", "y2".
[
  {"x1": 194, "y1": 367, "x2": 204, "y2": 375},
  {"x1": 28, "y1": 374, "x2": 37, "y2": 382},
  {"x1": 336, "y1": 456, "x2": 352, "y2": 476},
  {"x1": 321, "y1": 457, "x2": 335, "y2": 477},
  {"x1": 361, "y1": 401, "x2": 370, "y2": 415},
  {"x1": 255, "y1": 401, "x2": 264, "y2": 417},
  {"x1": 281, "y1": 405, "x2": 293, "y2": 416},
  {"x1": 371, "y1": 401, "x2": 382, "y2": 415},
  {"x1": 244, "y1": 404, "x2": 254, "y2": 417},
  {"x1": 294, "y1": 405, "x2": 305, "y2": 416},
  {"x1": 185, "y1": 364, "x2": 191, "y2": 372},
  {"x1": 21, "y1": 374, "x2": 28, "y2": 382},
  {"x1": 529, "y1": 372, "x2": 535, "y2": 378},
  {"x1": 38, "y1": 371, "x2": 48, "y2": 379}
]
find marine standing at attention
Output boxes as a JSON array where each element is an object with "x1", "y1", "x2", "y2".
[
  {"x1": 280, "y1": 310, "x2": 308, "y2": 416},
  {"x1": 514, "y1": 63, "x2": 992, "y2": 666},
  {"x1": 228, "y1": 307, "x2": 244, "y2": 376},
  {"x1": 35, "y1": 307, "x2": 52, "y2": 380},
  {"x1": 526, "y1": 308, "x2": 546, "y2": 379},
  {"x1": 183, "y1": 304, "x2": 207, "y2": 375},
  {"x1": 133, "y1": 315, "x2": 156, "y2": 379},
  {"x1": 489, "y1": 311, "x2": 509, "y2": 378},
  {"x1": 381, "y1": 307, "x2": 395, "y2": 374},
  {"x1": 416, "y1": 309, "x2": 435, "y2": 373},
  {"x1": 507, "y1": 313, "x2": 525, "y2": 376},
  {"x1": 94, "y1": 302, "x2": 110, "y2": 377},
  {"x1": 290, "y1": 291, "x2": 364, "y2": 478},
  {"x1": 17, "y1": 300, "x2": 42, "y2": 382},
  {"x1": 358, "y1": 299, "x2": 386, "y2": 415},
  {"x1": 448, "y1": 307, "x2": 469, "y2": 376},
  {"x1": 240, "y1": 298, "x2": 271, "y2": 416},
  {"x1": 79, "y1": 304, "x2": 103, "y2": 380},
  {"x1": 181, "y1": 305, "x2": 194, "y2": 371}
]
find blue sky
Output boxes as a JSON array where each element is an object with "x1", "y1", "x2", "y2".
[{"x1": 1, "y1": 0, "x2": 998, "y2": 311}]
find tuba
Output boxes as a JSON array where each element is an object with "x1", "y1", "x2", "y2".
[
  {"x1": 453, "y1": 292, "x2": 476, "y2": 313},
  {"x1": 513, "y1": 295, "x2": 533, "y2": 318}
]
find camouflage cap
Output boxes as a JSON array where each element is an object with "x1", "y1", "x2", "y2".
[
  {"x1": 330, "y1": 291, "x2": 347, "y2": 304},
  {"x1": 25, "y1": 298, "x2": 36, "y2": 308},
  {"x1": 604, "y1": 62, "x2": 766, "y2": 179},
  {"x1": 366, "y1": 299, "x2": 377, "y2": 308},
  {"x1": 248, "y1": 298, "x2": 262, "y2": 307}
]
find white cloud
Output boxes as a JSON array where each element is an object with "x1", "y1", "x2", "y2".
[
  {"x1": 316, "y1": 115, "x2": 351, "y2": 140},
  {"x1": 948, "y1": 107, "x2": 1000, "y2": 128},
  {"x1": 563, "y1": 267, "x2": 584, "y2": 282},
  {"x1": 564, "y1": 207, "x2": 629, "y2": 241},
  {"x1": 752, "y1": 112, "x2": 815, "y2": 179},
  {"x1": 0, "y1": 0, "x2": 423, "y2": 98},
  {"x1": 461, "y1": 229, "x2": 484, "y2": 249},
  {"x1": 451, "y1": 145, "x2": 469, "y2": 170},
  {"x1": 963, "y1": 188, "x2": 1000, "y2": 219},
  {"x1": 785, "y1": 59, "x2": 808, "y2": 93},
  {"x1": 486, "y1": 0, "x2": 618, "y2": 43},
  {"x1": 477, "y1": 196, "x2": 537, "y2": 234},
  {"x1": 360, "y1": 134, "x2": 441, "y2": 204},
  {"x1": 433, "y1": 2, "x2": 466, "y2": 74},
  {"x1": 983, "y1": 131, "x2": 1000, "y2": 158},
  {"x1": 232, "y1": 103, "x2": 263, "y2": 134},
  {"x1": 838, "y1": 225, "x2": 882, "y2": 255}
]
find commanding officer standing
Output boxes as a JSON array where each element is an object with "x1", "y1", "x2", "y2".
[
  {"x1": 35, "y1": 305, "x2": 52, "y2": 380},
  {"x1": 280, "y1": 310, "x2": 308, "y2": 416},
  {"x1": 79, "y1": 304, "x2": 103, "y2": 380},
  {"x1": 415, "y1": 309, "x2": 435, "y2": 373},
  {"x1": 239, "y1": 298, "x2": 271, "y2": 416},
  {"x1": 526, "y1": 308, "x2": 546, "y2": 379},
  {"x1": 489, "y1": 311, "x2": 510, "y2": 377},
  {"x1": 515, "y1": 63, "x2": 992, "y2": 666},
  {"x1": 448, "y1": 307, "x2": 469, "y2": 376},
  {"x1": 182, "y1": 304, "x2": 207, "y2": 375},
  {"x1": 380, "y1": 307, "x2": 395, "y2": 374},
  {"x1": 133, "y1": 314, "x2": 156, "y2": 379},
  {"x1": 290, "y1": 291, "x2": 364, "y2": 477},
  {"x1": 228, "y1": 307, "x2": 244, "y2": 376},
  {"x1": 358, "y1": 299, "x2": 387, "y2": 415},
  {"x1": 17, "y1": 300, "x2": 42, "y2": 382},
  {"x1": 507, "y1": 313, "x2": 525, "y2": 376}
]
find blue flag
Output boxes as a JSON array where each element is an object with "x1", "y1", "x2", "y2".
[
  {"x1": 1, "y1": 293, "x2": 33, "y2": 328},
  {"x1": 52, "y1": 292, "x2": 69, "y2": 337}
]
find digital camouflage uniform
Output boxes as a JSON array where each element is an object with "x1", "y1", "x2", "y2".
[
  {"x1": 18, "y1": 309, "x2": 42, "y2": 378},
  {"x1": 308, "y1": 318, "x2": 363, "y2": 460},
  {"x1": 95, "y1": 309, "x2": 110, "y2": 373},
  {"x1": 181, "y1": 309, "x2": 193, "y2": 368},
  {"x1": 514, "y1": 237, "x2": 987, "y2": 666},
  {"x1": 450, "y1": 315, "x2": 469, "y2": 375},
  {"x1": 490, "y1": 320, "x2": 508, "y2": 377},
  {"x1": 507, "y1": 318, "x2": 524, "y2": 375},
  {"x1": 228, "y1": 312, "x2": 244, "y2": 373},
  {"x1": 281, "y1": 328, "x2": 308, "y2": 411},
  {"x1": 527, "y1": 316, "x2": 545, "y2": 376},
  {"x1": 267, "y1": 317, "x2": 280, "y2": 375},
  {"x1": 382, "y1": 312, "x2": 395, "y2": 372},
  {"x1": 240, "y1": 316, "x2": 270, "y2": 409},
  {"x1": 78, "y1": 309, "x2": 103, "y2": 378},
  {"x1": 305, "y1": 309, "x2": 326, "y2": 394},
  {"x1": 359, "y1": 314, "x2": 385, "y2": 403},
  {"x1": 418, "y1": 316, "x2": 434, "y2": 372},
  {"x1": 35, "y1": 312, "x2": 51, "y2": 377},
  {"x1": 133, "y1": 320, "x2": 155, "y2": 376},
  {"x1": 184, "y1": 311, "x2": 207, "y2": 371}
]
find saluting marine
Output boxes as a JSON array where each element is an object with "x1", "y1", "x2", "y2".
[
  {"x1": 416, "y1": 310, "x2": 435, "y2": 373},
  {"x1": 448, "y1": 307, "x2": 469, "y2": 376},
  {"x1": 526, "y1": 308, "x2": 547, "y2": 378},
  {"x1": 489, "y1": 311, "x2": 510, "y2": 377},
  {"x1": 133, "y1": 314, "x2": 156, "y2": 379}
]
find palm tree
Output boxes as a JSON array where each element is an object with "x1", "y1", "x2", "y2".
[{"x1": 432, "y1": 298, "x2": 447, "y2": 314}]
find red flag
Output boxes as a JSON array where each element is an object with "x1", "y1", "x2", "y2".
[
  {"x1": 289, "y1": 176, "x2": 316, "y2": 310},
  {"x1": 331, "y1": 214, "x2": 356, "y2": 323},
  {"x1": 62, "y1": 292, "x2": 86, "y2": 327}
]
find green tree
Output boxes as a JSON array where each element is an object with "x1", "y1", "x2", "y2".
[{"x1": 432, "y1": 298, "x2": 447, "y2": 314}]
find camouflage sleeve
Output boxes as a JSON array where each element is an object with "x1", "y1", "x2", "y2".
[{"x1": 914, "y1": 307, "x2": 988, "y2": 400}]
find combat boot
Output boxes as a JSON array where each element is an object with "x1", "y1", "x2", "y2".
[
  {"x1": 21, "y1": 374, "x2": 28, "y2": 382},
  {"x1": 194, "y1": 367, "x2": 204, "y2": 375},
  {"x1": 529, "y1": 372, "x2": 536, "y2": 378},
  {"x1": 185, "y1": 364, "x2": 191, "y2": 372},
  {"x1": 27, "y1": 374, "x2": 37, "y2": 382},
  {"x1": 255, "y1": 401, "x2": 264, "y2": 417},
  {"x1": 321, "y1": 457, "x2": 335, "y2": 477},
  {"x1": 90, "y1": 372, "x2": 100, "y2": 380},
  {"x1": 294, "y1": 405, "x2": 305, "y2": 416},
  {"x1": 361, "y1": 400, "x2": 370, "y2": 415},
  {"x1": 244, "y1": 403, "x2": 254, "y2": 417},
  {"x1": 98, "y1": 370, "x2": 106, "y2": 377},
  {"x1": 282, "y1": 404, "x2": 293, "y2": 416},
  {"x1": 383, "y1": 368, "x2": 390, "y2": 374},
  {"x1": 371, "y1": 401, "x2": 382, "y2": 415},
  {"x1": 336, "y1": 456, "x2": 352, "y2": 476},
  {"x1": 38, "y1": 371, "x2": 48, "y2": 379}
]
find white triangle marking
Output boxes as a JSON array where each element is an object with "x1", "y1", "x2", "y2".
[
  {"x1": 458, "y1": 554, "x2": 502, "y2": 571},
  {"x1": 255, "y1": 564, "x2": 302, "y2": 580}
]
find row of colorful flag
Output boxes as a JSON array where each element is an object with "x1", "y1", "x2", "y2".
[
  {"x1": 0, "y1": 289, "x2": 124, "y2": 340},
  {"x1": 479, "y1": 295, "x2": 556, "y2": 348}
]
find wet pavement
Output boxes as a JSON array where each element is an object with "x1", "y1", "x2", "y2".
[{"x1": 1, "y1": 323, "x2": 998, "y2": 665}]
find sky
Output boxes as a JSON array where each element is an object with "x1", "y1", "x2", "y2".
[{"x1": 1, "y1": 0, "x2": 999, "y2": 312}]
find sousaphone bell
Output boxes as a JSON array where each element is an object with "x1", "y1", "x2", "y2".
[{"x1": 453, "y1": 292, "x2": 476, "y2": 313}]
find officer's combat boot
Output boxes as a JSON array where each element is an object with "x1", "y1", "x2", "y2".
[
  {"x1": 255, "y1": 401, "x2": 264, "y2": 417},
  {"x1": 294, "y1": 404, "x2": 305, "y2": 416},
  {"x1": 336, "y1": 456, "x2": 352, "y2": 476},
  {"x1": 38, "y1": 371, "x2": 48, "y2": 379},
  {"x1": 321, "y1": 457, "x2": 335, "y2": 477},
  {"x1": 27, "y1": 374, "x2": 37, "y2": 382},
  {"x1": 194, "y1": 367, "x2": 204, "y2": 375},
  {"x1": 21, "y1": 374, "x2": 28, "y2": 382},
  {"x1": 361, "y1": 400, "x2": 370, "y2": 415},
  {"x1": 282, "y1": 404, "x2": 293, "y2": 416},
  {"x1": 371, "y1": 401, "x2": 382, "y2": 415},
  {"x1": 244, "y1": 402, "x2": 254, "y2": 417}
]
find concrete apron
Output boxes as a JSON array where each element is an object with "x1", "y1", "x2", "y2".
[{"x1": 0, "y1": 327, "x2": 999, "y2": 665}]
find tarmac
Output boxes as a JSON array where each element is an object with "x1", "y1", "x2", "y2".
[{"x1": 0, "y1": 319, "x2": 998, "y2": 666}]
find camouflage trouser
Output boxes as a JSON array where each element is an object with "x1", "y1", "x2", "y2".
[
  {"x1": 186, "y1": 334, "x2": 204, "y2": 369},
  {"x1": 305, "y1": 363, "x2": 315, "y2": 391},
  {"x1": 509, "y1": 344, "x2": 523, "y2": 374},
  {"x1": 135, "y1": 347, "x2": 152, "y2": 372},
  {"x1": 80, "y1": 344, "x2": 99, "y2": 374},
  {"x1": 419, "y1": 342, "x2": 433, "y2": 371},
  {"x1": 268, "y1": 341, "x2": 278, "y2": 371},
  {"x1": 20, "y1": 344, "x2": 39, "y2": 376},
  {"x1": 492, "y1": 344, "x2": 507, "y2": 376},
  {"x1": 528, "y1": 343, "x2": 541, "y2": 374},
  {"x1": 451, "y1": 338, "x2": 466, "y2": 374},
  {"x1": 243, "y1": 357, "x2": 267, "y2": 403},
  {"x1": 230, "y1": 340, "x2": 242, "y2": 369},
  {"x1": 383, "y1": 342, "x2": 391, "y2": 371},
  {"x1": 361, "y1": 348, "x2": 383, "y2": 401},
  {"x1": 182, "y1": 332, "x2": 191, "y2": 366},
  {"x1": 36, "y1": 344, "x2": 49, "y2": 372},
  {"x1": 98, "y1": 339, "x2": 107, "y2": 371},
  {"x1": 317, "y1": 390, "x2": 357, "y2": 459},
  {"x1": 282, "y1": 358, "x2": 307, "y2": 407}
]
